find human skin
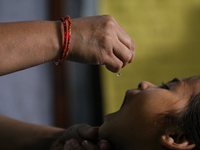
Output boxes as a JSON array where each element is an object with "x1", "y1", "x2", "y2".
[
  {"x1": 99, "y1": 78, "x2": 197, "y2": 150},
  {"x1": 0, "y1": 115, "x2": 110, "y2": 150},
  {"x1": 0, "y1": 15, "x2": 132, "y2": 150},
  {"x1": 0, "y1": 15, "x2": 135, "y2": 76}
]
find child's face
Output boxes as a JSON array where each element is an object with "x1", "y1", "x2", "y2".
[{"x1": 99, "y1": 77, "x2": 199, "y2": 150}]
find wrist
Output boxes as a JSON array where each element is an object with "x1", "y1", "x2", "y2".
[
  {"x1": 51, "y1": 129, "x2": 67, "y2": 149},
  {"x1": 54, "y1": 15, "x2": 71, "y2": 66},
  {"x1": 32, "y1": 127, "x2": 65, "y2": 150},
  {"x1": 52, "y1": 20, "x2": 64, "y2": 61}
]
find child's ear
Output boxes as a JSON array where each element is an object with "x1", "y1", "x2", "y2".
[{"x1": 160, "y1": 134, "x2": 195, "y2": 149}]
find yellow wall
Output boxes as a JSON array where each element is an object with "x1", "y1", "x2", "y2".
[{"x1": 99, "y1": 0, "x2": 200, "y2": 115}]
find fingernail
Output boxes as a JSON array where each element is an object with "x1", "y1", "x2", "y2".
[
  {"x1": 82, "y1": 140, "x2": 91, "y2": 148},
  {"x1": 64, "y1": 141, "x2": 70, "y2": 149},
  {"x1": 100, "y1": 144, "x2": 106, "y2": 150},
  {"x1": 98, "y1": 141, "x2": 109, "y2": 150},
  {"x1": 69, "y1": 139, "x2": 78, "y2": 148}
]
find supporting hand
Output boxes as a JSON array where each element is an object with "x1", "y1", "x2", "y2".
[
  {"x1": 64, "y1": 139, "x2": 112, "y2": 150},
  {"x1": 52, "y1": 124, "x2": 113, "y2": 150}
]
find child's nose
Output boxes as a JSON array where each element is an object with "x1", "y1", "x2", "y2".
[{"x1": 138, "y1": 81, "x2": 155, "y2": 90}]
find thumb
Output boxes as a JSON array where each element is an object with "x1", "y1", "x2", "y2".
[{"x1": 77, "y1": 124, "x2": 99, "y2": 141}]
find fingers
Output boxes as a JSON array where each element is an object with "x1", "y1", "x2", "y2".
[
  {"x1": 116, "y1": 23, "x2": 135, "y2": 63},
  {"x1": 105, "y1": 55, "x2": 123, "y2": 73},
  {"x1": 101, "y1": 15, "x2": 135, "y2": 72},
  {"x1": 77, "y1": 124, "x2": 99, "y2": 142},
  {"x1": 113, "y1": 42, "x2": 133, "y2": 68},
  {"x1": 104, "y1": 43, "x2": 131, "y2": 73},
  {"x1": 68, "y1": 15, "x2": 135, "y2": 73},
  {"x1": 64, "y1": 139, "x2": 99, "y2": 150},
  {"x1": 64, "y1": 139, "x2": 80, "y2": 150},
  {"x1": 97, "y1": 139, "x2": 113, "y2": 150},
  {"x1": 82, "y1": 140, "x2": 99, "y2": 150},
  {"x1": 58, "y1": 124, "x2": 99, "y2": 145}
]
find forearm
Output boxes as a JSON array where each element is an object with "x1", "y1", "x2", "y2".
[
  {"x1": 0, "y1": 15, "x2": 135, "y2": 75},
  {"x1": 0, "y1": 115, "x2": 65, "y2": 150},
  {"x1": 0, "y1": 20, "x2": 63, "y2": 75}
]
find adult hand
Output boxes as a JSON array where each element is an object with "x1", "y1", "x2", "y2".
[
  {"x1": 52, "y1": 124, "x2": 113, "y2": 150},
  {"x1": 64, "y1": 139, "x2": 110, "y2": 150},
  {"x1": 67, "y1": 15, "x2": 135, "y2": 73}
]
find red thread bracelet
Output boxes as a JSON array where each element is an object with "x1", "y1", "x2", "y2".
[
  {"x1": 63, "y1": 15, "x2": 71, "y2": 60},
  {"x1": 54, "y1": 15, "x2": 71, "y2": 65}
]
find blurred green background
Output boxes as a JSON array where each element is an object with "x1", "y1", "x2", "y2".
[{"x1": 99, "y1": 0, "x2": 200, "y2": 115}]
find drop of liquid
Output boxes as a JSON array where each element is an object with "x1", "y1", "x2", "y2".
[{"x1": 117, "y1": 73, "x2": 121, "y2": 77}]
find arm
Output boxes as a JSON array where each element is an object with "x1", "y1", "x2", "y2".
[
  {"x1": 0, "y1": 115, "x2": 64, "y2": 150},
  {"x1": 0, "y1": 15, "x2": 135, "y2": 76},
  {"x1": 0, "y1": 21, "x2": 62, "y2": 75},
  {"x1": 0, "y1": 115, "x2": 112, "y2": 150}
]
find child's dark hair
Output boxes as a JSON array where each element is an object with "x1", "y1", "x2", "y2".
[
  {"x1": 158, "y1": 76, "x2": 200, "y2": 149},
  {"x1": 177, "y1": 92, "x2": 200, "y2": 150}
]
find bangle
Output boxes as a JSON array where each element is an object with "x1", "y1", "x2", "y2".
[{"x1": 54, "y1": 15, "x2": 71, "y2": 66}]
